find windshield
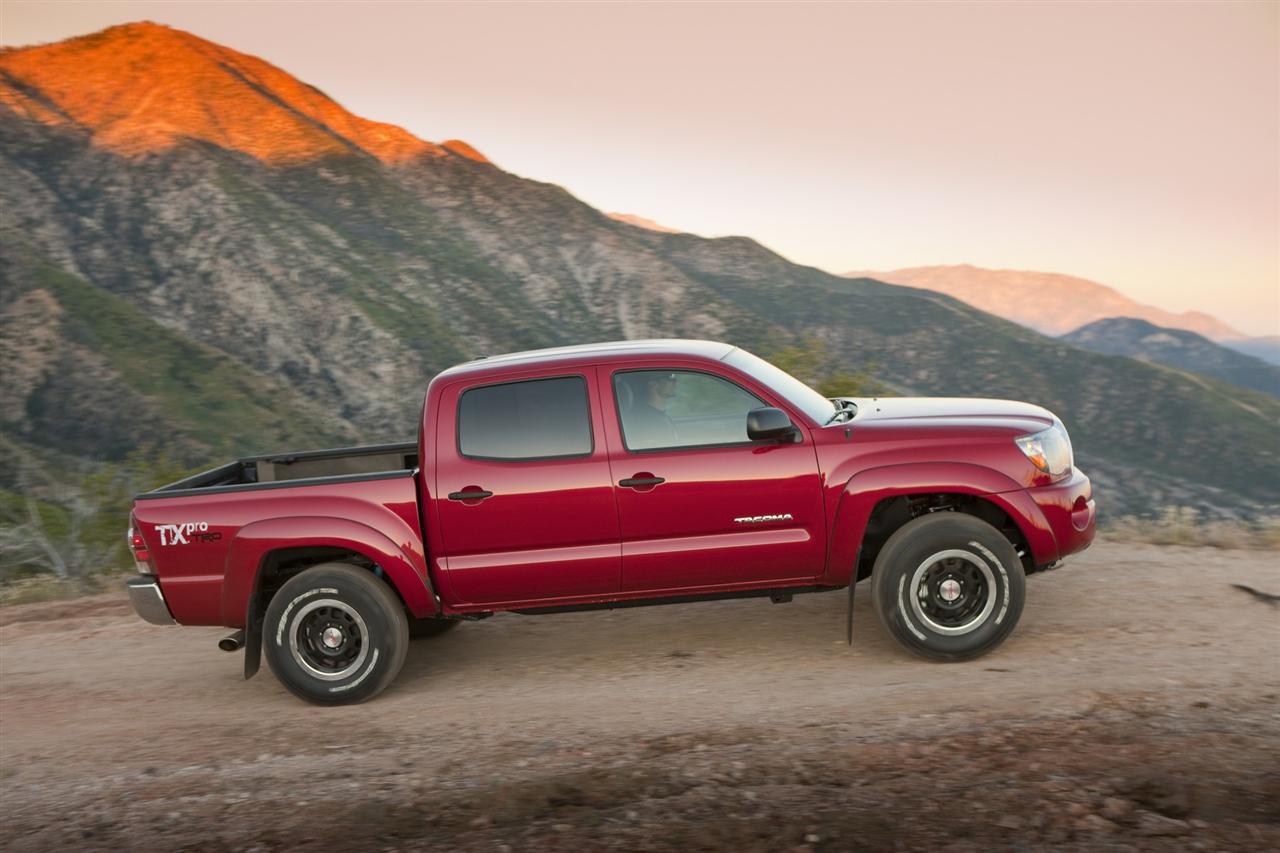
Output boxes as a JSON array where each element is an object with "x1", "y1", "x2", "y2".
[{"x1": 723, "y1": 348, "x2": 838, "y2": 425}]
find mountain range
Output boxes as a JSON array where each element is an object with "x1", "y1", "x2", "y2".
[
  {"x1": 1226, "y1": 336, "x2": 1280, "y2": 367},
  {"x1": 1063, "y1": 318, "x2": 1280, "y2": 399},
  {"x1": 844, "y1": 264, "x2": 1272, "y2": 346},
  {"x1": 2, "y1": 22, "x2": 1277, "y2": 517}
]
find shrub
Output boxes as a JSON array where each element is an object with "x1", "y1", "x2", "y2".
[
  {"x1": 0, "y1": 448, "x2": 198, "y2": 581},
  {"x1": 766, "y1": 339, "x2": 886, "y2": 398},
  {"x1": 1106, "y1": 506, "x2": 1280, "y2": 550}
]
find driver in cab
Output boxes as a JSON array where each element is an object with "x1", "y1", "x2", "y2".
[{"x1": 618, "y1": 372, "x2": 678, "y2": 448}]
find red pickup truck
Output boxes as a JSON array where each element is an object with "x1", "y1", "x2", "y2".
[{"x1": 127, "y1": 340, "x2": 1095, "y2": 704}]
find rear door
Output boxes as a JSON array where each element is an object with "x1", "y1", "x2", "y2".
[
  {"x1": 602, "y1": 363, "x2": 826, "y2": 593},
  {"x1": 434, "y1": 370, "x2": 621, "y2": 606}
]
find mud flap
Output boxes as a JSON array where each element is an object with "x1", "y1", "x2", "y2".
[
  {"x1": 243, "y1": 591, "x2": 263, "y2": 680},
  {"x1": 847, "y1": 546, "x2": 861, "y2": 646}
]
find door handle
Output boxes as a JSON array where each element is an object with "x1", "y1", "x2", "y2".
[
  {"x1": 447, "y1": 489, "x2": 493, "y2": 501},
  {"x1": 619, "y1": 476, "x2": 665, "y2": 488}
]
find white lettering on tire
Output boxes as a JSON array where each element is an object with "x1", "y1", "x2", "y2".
[
  {"x1": 329, "y1": 649, "x2": 380, "y2": 693},
  {"x1": 969, "y1": 540, "x2": 1010, "y2": 626},
  {"x1": 897, "y1": 575, "x2": 928, "y2": 641}
]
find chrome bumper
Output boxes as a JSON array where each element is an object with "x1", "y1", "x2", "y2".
[{"x1": 126, "y1": 576, "x2": 175, "y2": 625}]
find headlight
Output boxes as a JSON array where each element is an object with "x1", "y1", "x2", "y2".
[{"x1": 1016, "y1": 424, "x2": 1073, "y2": 479}]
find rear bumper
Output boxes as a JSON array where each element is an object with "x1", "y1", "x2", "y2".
[
  {"x1": 1027, "y1": 467, "x2": 1096, "y2": 563},
  {"x1": 125, "y1": 575, "x2": 176, "y2": 625}
]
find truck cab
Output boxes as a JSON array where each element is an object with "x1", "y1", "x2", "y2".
[{"x1": 128, "y1": 340, "x2": 1096, "y2": 704}]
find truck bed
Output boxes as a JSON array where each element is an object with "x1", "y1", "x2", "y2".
[{"x1": 138, "y1": 442, "x2": 420, "y2": 500}]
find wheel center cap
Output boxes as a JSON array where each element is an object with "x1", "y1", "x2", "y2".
[
  {"x1": 321, "y1": 626, "x2": 345, "y2": 649},
  {"x1": 939, "y1": 579, "x2": 962, "y2": 602}
]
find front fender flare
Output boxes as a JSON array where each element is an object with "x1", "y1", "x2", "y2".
[{"x1": 824, "y1": 461, "x2": 1049, "y2": 583}]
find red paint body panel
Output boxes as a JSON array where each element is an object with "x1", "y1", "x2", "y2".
[
  {"x1": 132, "y1": 475, "x2": 432, "y2": 625},
  {"x1": 133, "y1": 340, "x2": 1097, "y2": 628},
  {"x1": 430, "y1": 367, "x2": 621, "y2": 606},
  {"x1": 220, "y1": 515, "x2": 433, "y2": 624},
  {"x1": 1021, "y1": 466, "x2": 1097, "y2": 559},
  {"x1": 596, "y1": 359, "x2": 827, "y2": 593}
]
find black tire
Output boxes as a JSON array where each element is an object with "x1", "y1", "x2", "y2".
[
  {"x1": 871, "y1": 513, "x2": 1025, "y2": 662},
  {"x1": 409, "y1": 617, "x2": 460, "y2": 639},
  {"x1": 263, "y1": 563, "x2": 409, "y2": 705}
]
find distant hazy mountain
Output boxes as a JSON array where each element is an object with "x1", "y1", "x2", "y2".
[
  {"x1": 1063, "y1": 319, "x2": 1280, "y2": 398},
  {"x1": 847, "y1": 264, "x2": 1247, "y2": 342},
  {"x1": 608, "y1": 213, "x2": 684, "y2": 233},
  {"x1": 2, "y1": 23, "x2": 1278, "y2": 515},
  {"x1": 1225, "y1": 336, "x2": 1280, "y2": 368}
]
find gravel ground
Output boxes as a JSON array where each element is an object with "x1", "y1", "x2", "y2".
[{"x1": 1, "y1": 540, "x2": 1278, "y2": 851}]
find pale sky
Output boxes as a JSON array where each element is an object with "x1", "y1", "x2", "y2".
[{"x1": 4, "y1": 1, "x2": 1278, "y2": 335}]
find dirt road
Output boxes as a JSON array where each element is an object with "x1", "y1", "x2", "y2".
[{"x1": 2, "y1": 540, "x2": 1278, "y2": 851}]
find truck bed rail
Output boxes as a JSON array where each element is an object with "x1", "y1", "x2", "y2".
[{"x1": 137, "y1": 442, "x2": 418, "y2": 500}]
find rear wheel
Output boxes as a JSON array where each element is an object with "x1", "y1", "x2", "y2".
[
  {"x1": 263, "y1": 563, "x2": 409, "y2": 705},
  {"x1": 871, "y1": 513, "x2": 1025, "y2": 661}
]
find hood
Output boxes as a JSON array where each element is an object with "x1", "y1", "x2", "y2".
[
  {"x1": 818, "y1": 397, "x2": 1067, "y2": 491},
  {"x1": 840, "y1": 397, "x2": 1057, "y2": 436}
]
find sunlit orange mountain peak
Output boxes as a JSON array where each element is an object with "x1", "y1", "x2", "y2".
[
  {"x1": 607, "y1": 212, "x2": 683, "y2": 233},
  {"x1": 0, "y1": 21, "x2": 487, "y2": 166},
  {"x1": 847, "y1": 264, "x2": 1246, "y2": 342}
]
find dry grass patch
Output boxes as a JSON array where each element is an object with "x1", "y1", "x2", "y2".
[{"x1": 1107, "y1": 507, "x2": 1280, "y2": 550}]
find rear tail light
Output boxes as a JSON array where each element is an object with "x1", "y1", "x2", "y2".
[{"x1": 128, "y1": 525, "x2": 154, "y2": 574}]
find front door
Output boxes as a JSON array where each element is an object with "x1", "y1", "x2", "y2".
[
  {"x1": 434, "y1": 372, "x2": 621, "y2": 606},
  {"x1": 603, "y1": 365, "x2": 826, "y2": 593}
]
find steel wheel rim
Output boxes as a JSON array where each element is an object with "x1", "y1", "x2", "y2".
[
  {"x1": 908, "y1": 549, "x2": 997, "y2": 636},
  {"x1": 288, "y1": 598, "x2": 369, "y2": 680}
]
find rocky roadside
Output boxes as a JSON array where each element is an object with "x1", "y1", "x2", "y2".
[{"x1": 3, "y1": 693, "x2": 1276, "y2": 851}]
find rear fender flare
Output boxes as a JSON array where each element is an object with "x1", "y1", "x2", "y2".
[
  {"x1": 221, "y1": 516, "x2": 438, "y2": 626},
  {"x1": 825, "y1": 461, "x2": 1050, "y2": 583}
]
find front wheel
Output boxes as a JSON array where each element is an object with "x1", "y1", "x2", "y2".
[
  {"x1": 871, "y1": 513, "x2": 1025, "y2": 661},
  {"x1": 263, "y1": 563, "x2": 409, "y2": 705}
]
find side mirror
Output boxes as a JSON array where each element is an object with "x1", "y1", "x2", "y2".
[{"x1": 747, "y1": 407, "x2": 797, "y2": 442}]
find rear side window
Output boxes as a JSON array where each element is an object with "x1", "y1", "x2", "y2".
[{"x1": 458, "y1": 376, "x2": 592, "y2": 460}]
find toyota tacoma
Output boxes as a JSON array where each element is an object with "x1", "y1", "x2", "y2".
[{"x1": 126, "y1": 340, "x2": 1095, "y2": 704}]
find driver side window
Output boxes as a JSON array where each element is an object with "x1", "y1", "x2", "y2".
[{"x1": 614, "y1": 370, "x2": 764, "y2": 451}]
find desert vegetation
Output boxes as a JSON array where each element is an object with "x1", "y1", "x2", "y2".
[
  {"x1": 0, "y1": 448, "x2": 196, "y2": 601},
  {"x1": 766, "y1": 339, "x2": 886, "y2": 398},
  {"x1": 1105, "y1": 506, "x2": 1280, "y2": 551}
]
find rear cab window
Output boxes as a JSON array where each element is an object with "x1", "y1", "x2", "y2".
[{"x1": 458, "y1": 375, "x2": 592, "y2": 460}]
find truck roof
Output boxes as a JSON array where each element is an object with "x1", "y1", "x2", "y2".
[{"x1": 434, "y1": 339, "x2": 737, "y2": 380}]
